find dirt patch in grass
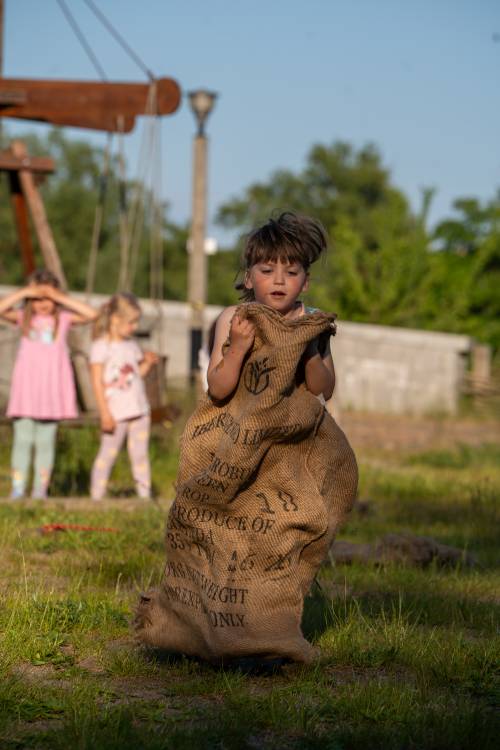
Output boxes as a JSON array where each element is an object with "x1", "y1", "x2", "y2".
[
  {"x1": 11, "y1": 662, "x2": 58, "y2": 683},
  {"x1": 343, "y1": 412, "x2": 500, "y2": 452},
  {"x1": 77, "y1": 655, "x2": 107, "y2": 675}
]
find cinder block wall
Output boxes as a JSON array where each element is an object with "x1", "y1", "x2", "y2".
[
  {"x1": 332, "y1": 322, "x2": 471, "y2": 415},
  {"x1": 0, "y1": 286, "x2": 472, "y2": 416}
]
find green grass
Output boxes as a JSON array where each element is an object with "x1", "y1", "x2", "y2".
[{"x1": 0, "y1": 414, "x2": 499, "y2": 748}]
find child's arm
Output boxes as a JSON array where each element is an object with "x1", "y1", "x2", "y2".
[
  {"x1": 303, "y1": 339, "x2": 336, "y2": 400},
  {"x1": 207, "y1": 306, "x2": 255, "y2": 401},
  {"x1": 90, "y1": 362, "x2": 116, "y2": 432},
  {"x1": 39, "y1": 285, "x2": 98, "y2": 325},
  {"x1": 138, "y1": 351, "x2": 159, "y2": 378},
  {"x1": 0, "y1": 285, "x2": 37, "y2": 323}
]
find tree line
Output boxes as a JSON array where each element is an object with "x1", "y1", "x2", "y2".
[{"x1": 1, "y1": 130, "x2": 499, "y2": 353}]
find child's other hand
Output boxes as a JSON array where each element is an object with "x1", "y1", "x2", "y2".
[
  {"x1": 229, "y1": 315, "x2": 255, "y2": 355},
  {"x1": 143, "y1": 351, "x2": 159, "y2": 367},
  {"x1": 100, "y1": 411, "x2": 116, "y2": 433}
]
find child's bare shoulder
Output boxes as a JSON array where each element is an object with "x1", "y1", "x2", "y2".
[
  {"x1": 215, "y1": 305, "x2": 239, "y2": 332},
  {"x1": 219, "y1": 304, "x2": 239, "y2": 320}
]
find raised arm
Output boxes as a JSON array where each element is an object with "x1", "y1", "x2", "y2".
[
  {"x1": 40, "y1": 285, "x2": 98, "y2": 325},
  {"x1": 0, "y1": 286, "x2": 31, "y2": 323},
  {"x1": 207, "y1": 306, "x2": 255, "y2": 401}
]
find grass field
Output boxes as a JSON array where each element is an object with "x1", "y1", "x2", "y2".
[{"x1": 0, "y1": 403, "x2": 498, "y2": 749}]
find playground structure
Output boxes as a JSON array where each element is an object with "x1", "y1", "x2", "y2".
[
  {"x1": 0, "y1": 73, "x2": 181, "y2": 415},
  {"x1": 0, "y1": 5, "x2": 492, "y2": 421},
  {"x1": 0, "y1": 77, "x2": 180, "y2": 281}
]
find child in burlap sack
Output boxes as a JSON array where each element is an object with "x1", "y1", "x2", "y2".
[{"x1": 136, "y1": 212, "x2": 358, "y2": 665}]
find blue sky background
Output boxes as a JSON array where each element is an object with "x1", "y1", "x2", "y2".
[{"x1": 3, "y1": 0, "x2": 500, "y2": 246}]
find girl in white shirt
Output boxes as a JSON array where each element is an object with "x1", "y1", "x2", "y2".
[{"x1": 90, "y1": 293, "x2": 158, "y2": 501}]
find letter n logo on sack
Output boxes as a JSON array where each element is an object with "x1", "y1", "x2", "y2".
[{"x1": 244, "y1": 357, "x2": 276, "y2": 395}]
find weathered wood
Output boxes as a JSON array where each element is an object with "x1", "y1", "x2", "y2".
[
  {"x1": 0, "y1": 88, "x2": 26, "y2": 105},
  {"x1": 0, "y1": 77, "x2": 181, "y2": 132},
  {"x1": 11, "y1": 140, "x2": 67, "y2": 289},
  {"x1": 8, "y1": 171, "x2": 35, "y2": 275},
  {"x1": 0, "y1": 152, "x2": 54, "y2": 172}
]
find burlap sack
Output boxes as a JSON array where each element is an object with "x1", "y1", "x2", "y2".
[{"x1": 135, "y1": 304, "x2": 358, "y2": 663}]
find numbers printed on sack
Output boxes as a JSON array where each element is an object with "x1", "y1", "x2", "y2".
[
  {"x1": 227, "y1": 550, "x2": 256, "y2": 573},
  {"x1": 167, "y1": 531, "x2": 185, "y2": 550},
  {"x1": 263, "y1": 551, "x2": 293, "y2": 573},
  {"x1": 256, "y1": 491, "x2": 275, "y2": 515},
  {"x1": 278, "y1": 490, "x2": 298, "y2": 512},
  {"x1": 255, "y1": 489, "x2": 298, "y2": 514}
]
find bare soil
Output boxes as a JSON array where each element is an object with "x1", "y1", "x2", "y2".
[{"x1": 341, "y1": 411, "x2": 500, "y2": 453}]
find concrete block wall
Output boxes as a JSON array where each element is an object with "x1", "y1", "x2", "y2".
[
  {"x1": 0, "y1": 286, "x2": 472, "y2": 415},
  {"x1": 332, "y1": 321, "x2": 471, "y2": 415}
]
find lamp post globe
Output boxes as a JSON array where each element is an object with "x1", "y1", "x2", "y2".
[{"x1": 188, "y1": 90, "x2": 217, "y2": 137}]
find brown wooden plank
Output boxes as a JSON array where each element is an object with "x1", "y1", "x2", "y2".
[
  {"x1": 45, "y1": 113, "x2": 136, "y2": 133},
  {"x1": 0, "y1": 89, "x2": 27, "y2": 104},
  {"x1": 0, "y1": 152, "x2": 54, "y2": 172},
  {"x1": 8, "y1": 171, "x2": 36, "y2": 276},
  {"x1": 0, "y1": 77, "x2": 181, "y2": 132},
  {"x1": 11, "y1": 140, "x2": 67, "y2": 289}
]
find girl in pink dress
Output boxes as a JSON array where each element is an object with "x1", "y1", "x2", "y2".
[{"x1": 0, "y1": 269, "x2": 97, "y2": 499}]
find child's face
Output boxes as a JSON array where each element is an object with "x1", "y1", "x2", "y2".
[
  {"x1": 112, "y1": 311, "x2": 140, "y2": 339},
  {"x1": 244, "y1": 258, "x2": 309, "y2": 314},
  {"x1": 32, "y1": 297, "x2": 56, "y2": 316}
]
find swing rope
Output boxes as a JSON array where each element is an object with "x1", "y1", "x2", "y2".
[
  {"x1": 85, "y1": 133, "x2": 113, "y2": 298},
  {"x1": 56, "y1": 0, "x2": 165, "y2": 304},
  {"x1": 116, "y1": 115, "x2": 130, "y2": 292},
  {"x1": 55, "y1": 0, "x2": 107, "y2": 81},
  {"x1": 82, "y1": 0, "x2": 155, "y2": 81}
]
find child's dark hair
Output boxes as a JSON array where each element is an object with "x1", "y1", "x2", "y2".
[
  {"x1": 22, "y1": 268, "x2": 61, "y2": 337},
  {"x1": 236, "y1": 212, "x2": 328, "y2": 301}
]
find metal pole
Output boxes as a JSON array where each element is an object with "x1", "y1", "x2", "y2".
[{"x1": 188, "y1": 132, "x2": 208, "y2": 380}]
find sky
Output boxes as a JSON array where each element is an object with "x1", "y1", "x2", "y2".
[{"x1": 3, "y1": 0, "x2": 500, "y2": 247}]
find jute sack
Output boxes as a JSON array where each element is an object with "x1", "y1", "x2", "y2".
[{"x1": 135, "y1": 304, "x2": 358, "y2": 663}]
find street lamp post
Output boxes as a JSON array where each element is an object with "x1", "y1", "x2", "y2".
[{"x1": 187, "y1": 89, "x2": 217, "y2": 381}]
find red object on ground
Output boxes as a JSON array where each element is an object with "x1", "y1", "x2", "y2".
[{"x1": 39, "y1": 523, "x2": 120, "y2": 534}]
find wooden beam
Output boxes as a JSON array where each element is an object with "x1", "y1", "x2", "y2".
[
  {"x1": 0, "y1": 89, "x2": 27, "y2": 105},
  {"x1": 0, "y1": 152, "x2": 54, "y2": 172},
  {"x1": 11, "y1": 141, "x2": 67, "y2": 289},
  {"x1": 0, "y1": 77, "x2": 182, "y2": 133},
  {"x1": 8, "y1": 171, "x2": 36, "y2": 276}
]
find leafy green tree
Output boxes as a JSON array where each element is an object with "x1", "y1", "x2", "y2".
[
  {"x1": 0, "y1": 128, "x2": 188, "y2": 300},
  {"x1": 217, "y1": 141, "x2": 430, "y2": 327},
  {"x1": 426, "y1": 196, "x2": 500, "y2": 347}
]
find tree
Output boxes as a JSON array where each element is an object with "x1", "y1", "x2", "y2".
[
  {"x1": 216, "y1": 141, "x2": 430, "y2": 327},
  {"x1": 425, "y1": 196, "x2": 500, "y2": 348},
  {"x1": 0, "y1": 128, "x2": 188, "y2": 300}
]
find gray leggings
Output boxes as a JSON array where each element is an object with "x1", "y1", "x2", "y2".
[{"x1": 11, "y1": 418, "x2": 58, "y2": 498}]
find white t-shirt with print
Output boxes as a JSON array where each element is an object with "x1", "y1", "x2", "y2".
[{"x1": 90, "y1": 337, "x2": 150, "y2": 421}]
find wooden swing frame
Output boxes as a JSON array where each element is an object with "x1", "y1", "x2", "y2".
[{"x1": 0, "y1": 76, "x2": 181, "y2": 421}]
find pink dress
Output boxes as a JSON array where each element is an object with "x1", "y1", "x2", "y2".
[{"x1": 7, "y1": 310, "x2": 78, "y2": 420}]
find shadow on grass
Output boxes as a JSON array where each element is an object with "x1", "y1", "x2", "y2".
[
  {"x1": 302, "y1": 579, "x2": 336, "y2": 642},
  {"x1": 1, "y1": 666, "x2": 498, "y2": 750},
  {"x1": 322, "y1": 563, "x2": 499, "y2": 633}
]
